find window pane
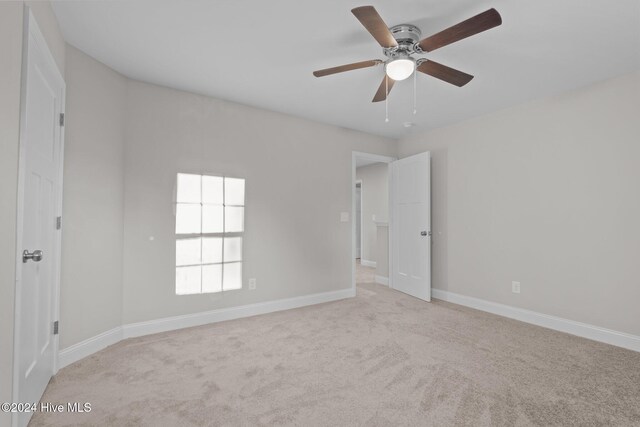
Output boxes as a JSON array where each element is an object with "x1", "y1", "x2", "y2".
[
  {"x1": 176, "y1": 173, "x2": 201, "y2": 203},
  {"x1": 202, "y1": 175, "x2": 223, "y2": 205},
  {"x1": 225, "y1": 206, "x2": 244, "y2": 232},
  {"x1": 223, "y1": 262, "x2": 242, "y2": 290},
  {"x1": 202, "y1": 237, "x2": 223, "y2": 264},
  {"x1": 176, "y1": 238, "x2": 201, "y2": 266},
  {"x1": 225, "y1": 178, "x2": 245, "y2": 206},
  {"x1": 202, "y1": 205, "x2": 224, "y2": 233},
  {"x1": 176, "y1": 265, "x2": 201, "y2": 295},
  {"x1": 176, "y1": 203, "x2": 201, "y2": 234},
  {"x1": 202, "y1": 264, "x2": 222, "y2": 293},
  {"x1": 224, "y1": 237, "x2": 242, "y2": 262}
]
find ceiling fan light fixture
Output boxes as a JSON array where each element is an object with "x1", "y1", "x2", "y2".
[{"x1": 385, "y1": 58, "x2": 415, "y2": 81}]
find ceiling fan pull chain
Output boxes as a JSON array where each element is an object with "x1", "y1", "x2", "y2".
[
  {"x1": 385, "y1": 76, "x2": 389, "y2": 123},
  {"x1": 413, "y1": 67, "x2": 417, "y2": 114}
]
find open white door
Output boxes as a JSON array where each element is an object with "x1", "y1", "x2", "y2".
[
  {"x1": 14, "y1": 9, "x2": 65, "y2": 427},
  {"x1": 390, "y1": 152, "x2": 431, "y2": 301}
]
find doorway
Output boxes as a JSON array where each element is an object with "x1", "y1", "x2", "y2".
[
  {"x1": 13, "y1": 8, "x2": 66, "y2": 427},
  {"x1": 351, "y1": 152, "x2": 394, "y2": 291},
  {"x1": 351, "y1": 151, "x2": 432, "y2": 301}
]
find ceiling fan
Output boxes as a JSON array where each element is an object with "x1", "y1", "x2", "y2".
[{"x1": 313, "y1": 6, "x2": 502, "y2": 102}]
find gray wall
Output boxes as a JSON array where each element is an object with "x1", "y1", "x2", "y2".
[
  {"x1": 355, "y1": 163, "x2": 388, "y2": 264},
  {"x1": 399, "y1": 72, "x2": 640, "y2": 336},
  {"x1": 376, "y1": 226, "x2": 389, "y2": 279},
  {"x1": 59, "y1": 46, "x2": 126, "y2": 349},
  {"x1": 122, "y1": 80, "x2": 396, "y2": 324},
  {"x1": 0, "y1": 2, "x2": 65, "y2": 424}
]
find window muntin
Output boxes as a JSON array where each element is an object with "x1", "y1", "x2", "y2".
[{"x1": 175, "y1": 173, "x2": 244, "y2": 295}]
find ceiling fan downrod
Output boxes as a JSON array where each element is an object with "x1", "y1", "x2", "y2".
[{"x1": 385, "y1": 76, "x2": 389, "y2": 123}]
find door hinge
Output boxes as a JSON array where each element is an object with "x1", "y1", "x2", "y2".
[
  {"x1": 59, "y1": 113, "x2": 65, "y2": 127},
  {"x1": 56, "y1": 216, "x2": 62, "y2": 230},
  {"x1": 53, "y1": 321, "x2": 59, "y2": 335}
]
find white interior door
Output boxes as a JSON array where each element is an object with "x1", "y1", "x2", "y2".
[
  {"x1": 14, "y1": 9, "x2": 65, "y2": 427},
  {"x1": 390, "y1": 152, "x2": 431, "y2": 301}
]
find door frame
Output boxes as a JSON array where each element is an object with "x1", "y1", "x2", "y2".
[
  {"x1": 351, "y1": 152, "x2": 396, "y2": 293},
  {"x1": 355, "y1": 179, "x2": 363, "y2": 260},
  {"x1": 12, "y1": 7, "x2": 65, "y2": 422}
]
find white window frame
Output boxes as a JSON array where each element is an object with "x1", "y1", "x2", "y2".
[{"x1": 174, "y1": 173, "x2": 245, "y2": 295}]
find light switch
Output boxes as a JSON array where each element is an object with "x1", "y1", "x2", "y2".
[
  {"x1": 340, "y1": 212, "x2": 349, "y2": 222},
  {"x1": 512, "y1": 281, "x2": 521, "y2": 294},
  {"x1": 372, "y1": 214, "x2": 376, "y2": 221}
]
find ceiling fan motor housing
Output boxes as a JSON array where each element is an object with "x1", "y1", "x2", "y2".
[{"x1": 384, "y1": 24, "x2": 423, "y2": 59}]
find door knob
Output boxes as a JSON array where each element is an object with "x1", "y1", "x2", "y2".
[
  {"x1": 23, "y1": 249, "x2": 43, "y2": 263},
  {"x1": 420, "y1": 231, "x2": 431, "y2": 237}
]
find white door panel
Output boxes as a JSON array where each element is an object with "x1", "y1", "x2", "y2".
[
  {"x1": 14, "y1": 9, "x2": 65, "y2": 427},
  {"x1": 391, "y1": 152, "x2": 431, "y2": 301}
]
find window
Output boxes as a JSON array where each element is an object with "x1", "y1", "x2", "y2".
[{"x1": 174, "y1": 173, "x2": 245, "y2": 295}]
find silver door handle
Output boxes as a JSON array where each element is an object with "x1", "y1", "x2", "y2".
[
  {"x1": 420, "y1": 231, "x2": 431, "y2": 237},
  {"x1": 23, "y1": 249, "x2": 43, "y2": 263}
]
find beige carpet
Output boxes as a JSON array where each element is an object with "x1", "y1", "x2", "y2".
[
  {"x1": 32, "y1": 273, "x2": 640, "y2": 426},
  {"x1": 355, "y1": 259, "x2": 376, "y2": 284}
]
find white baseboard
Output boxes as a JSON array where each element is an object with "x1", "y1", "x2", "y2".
[
  {"x1": 361, "y1": 259, "x2": 376, "y2": 268},
  {"x1": 58, "y1": 288, "x2": 355, "y2": 368},
  {"x1": 58, "y1": 326, "x2": 123, "y2": 369},
  {"x1": 432, "y1": 289, "x2": 640, "y2": 353},
  {"x1": 375, "y1": 275, "x2": 389, "y2": 286},
  {"x1": 124, "y1": 288, "x2": 354, "y2": 338}
]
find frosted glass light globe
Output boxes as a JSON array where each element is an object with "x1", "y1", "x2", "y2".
[{"x1": 385, "y1": 58, "x2": 415, "y2": 81}]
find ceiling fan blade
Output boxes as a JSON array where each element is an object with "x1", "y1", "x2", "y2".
[
  {"x1": 313, "y1": 60, "x2": 381, "y2": 77},
  {"x1": 351, "y1": 6, "x2": 398, "y2": 49},
  {"x1": 417, "y1": 60, "x2": 474, "y2": 87},
  {"x1": 418, "y1": 8, "x2": 502, "y2": 52},
  {"x1": 372, "y1": 75, "x2": 395, "y2": 102}
]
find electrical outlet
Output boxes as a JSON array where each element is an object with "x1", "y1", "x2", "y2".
[
  {"x1": 248, "y1": 278, "x2": 257, "y2": 290},
  {"x1": 512, "y1": 281, "x2": 521, "y2": 294}
]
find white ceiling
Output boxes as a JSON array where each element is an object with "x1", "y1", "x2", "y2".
[{"x1": 52, "y1": 0, "x2": 640, "y2": 139}]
